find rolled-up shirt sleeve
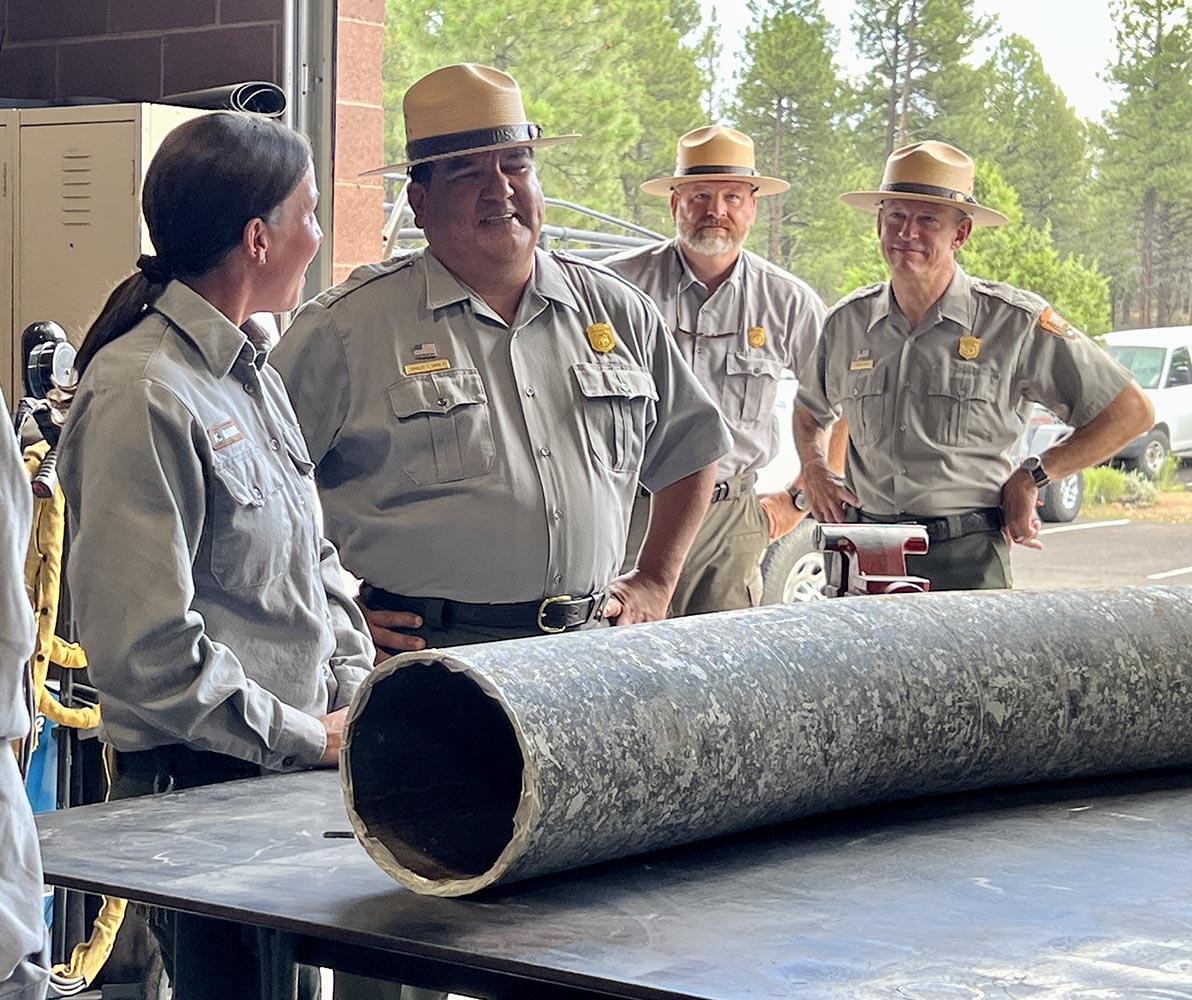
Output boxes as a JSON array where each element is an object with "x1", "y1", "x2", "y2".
[
  {"x1": 63, "y1": 381, "x2": 328, "y2": 768},
  {"x1": 795, "y1": 327, "x2": 842, "y2": 429}
]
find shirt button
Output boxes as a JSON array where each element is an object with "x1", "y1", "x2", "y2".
[
  {"x1": 539, "y1": 446, "x2": 551, "y2": 457},
  {"x1": 696, "y1": 347, "x2": 707, "y2": 356},
  {"x1": 269, "y1": 438, "x2": 280, "y2": 451},
  {"x1": 282, "y1": 756, "x2": 296, "y2": 769},
  {"x1": 251, "y1": 486, "x2": 263, "y2": 500},
  {"x1": 243, "y1": 383, "x2": 255, "y2": 395},
  {"x1": 526, "y1": 386, "x2": 536, "y2": 397},
  {"x1": 618, "y1": 382, "x2": 629, "y2": 392},
  {"x1": 298, "y1": 495, "x2": 306, "y2": 506},
  {"x1": 903, "y1": 381, "x2": 911, "y2": 388},
  {"x1": 437, "y1": 397, "x2": 449, "y2": 408},
  {"x1": 553, "y1": 573, "x2": 563, "y2": 584},
  {"x1": 900, "y1": 467, "x2": 908, "y2": 474},
  {"x1": 853, "y1": 387, "x2": 860, "y2": 396},
  {"x1": 899, "y1": 424, "x2": 907, "y2": 432},
  {"x1": 752, "y1": 367, "x2": 761, "y2": 375},
  {"x1": 553, "y1": 508, "x2": 563, "y2": 520}
]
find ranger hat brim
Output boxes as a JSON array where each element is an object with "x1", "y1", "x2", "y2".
[
  {"x1": 841, "y1": 140, "x2": 1008, "y2": 227},
  {"x1": 641, "y1": 124, "x2": 790, "y2": 197},
  {"x1": 360, "y1": 63, "x2": 579, "y2": 176}
]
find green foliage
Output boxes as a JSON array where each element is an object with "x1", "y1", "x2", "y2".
[
  {"x1": 849, "y1": 0, "x2": 996, "y2": 158},
  {"x1": 1084, "y1": 465, "x2": 1160, "y2": 507},
  {"x1": 1089, "y1": 0, "x2": 1192, "y2": 327},
  {"x1": 731, "y1": 0, "x2": 870, "y2": 298},
  {"x1": 1154, "y1": 454, "x2": 1186, "y2": 492},
  {"x1": 382, "y1": 0, "x2": 708, "y2": 226},
  {"x1": 958, "y1": 162, "x2": 1112, "y2": 334}
]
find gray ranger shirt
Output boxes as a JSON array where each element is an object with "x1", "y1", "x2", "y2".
[
  {"x1": 797, "y1": 266, "x2": 1133, "y2": 516},
  {"x1": 60, "y1": 281, "x2": 374, "y2": 772},
  {"x1": 0, "y1": 387, "x2": 46, "y2": 985},
  {"x1": 272, "y1": 247, "x2": 731, "y2": 604},
  {"x1": 605, "y1": 240, "x2": 824, "y2": 479}
]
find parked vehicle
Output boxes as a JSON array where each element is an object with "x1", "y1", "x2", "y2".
[
  {"x1": 756, "y1": 374, "x2": 1081, "y2": 603},
  {"x1": 1099, "y1": 326, "x2": 1192, "y2": 479}
]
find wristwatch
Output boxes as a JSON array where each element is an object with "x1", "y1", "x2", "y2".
[{"x1": 1020, "y1": 455, "x2": 1051, "y2": 489}]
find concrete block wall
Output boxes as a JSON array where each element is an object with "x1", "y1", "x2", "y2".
[{"x1": 0, "y1": 0, "x2": 384, "y2": 285}]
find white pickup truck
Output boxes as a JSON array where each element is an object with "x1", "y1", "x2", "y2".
[{"x1": 1100, "y1": 326, "x2": 1192, "y2": 479}]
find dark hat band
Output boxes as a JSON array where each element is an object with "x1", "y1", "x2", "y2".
[
  {"x1": 676, "y1": 164, "x2": 758, "y2": 178},
  {"x1": 881, "y1": 180, "x2": 977, "y2": 205},
  {"x1": 405, "y1": 123, "x2": 543, "y2": 162}
]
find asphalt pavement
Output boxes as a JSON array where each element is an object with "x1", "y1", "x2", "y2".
[{"x1": 1012, "y1": 461, "x2": 1192, "y2": 589}]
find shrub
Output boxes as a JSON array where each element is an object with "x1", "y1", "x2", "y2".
[
  {"x1": 1154, "y1": 455, "x2": 1185, "y2": 493},
  {"x1": 1083, "y1": 465, "x2": 1159, "y2": 507}
]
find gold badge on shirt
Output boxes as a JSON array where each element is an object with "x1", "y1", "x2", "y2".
[
  {"x1": 849, "y1": 348, "x2": 874, "y2": 371},
  {"x1": 587, "y1": 322, "x2": 616, "y2": 353},
  {"x1": 958, "y1": 334, "x2": 981, "y2": 360},
  {"x1": 748, "y1": 325, "x2": 766, "y2": 348}
]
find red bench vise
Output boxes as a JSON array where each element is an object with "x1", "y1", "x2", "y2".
[{"x1": 815, "y1": 523, "x2": 931, "y2": 597}]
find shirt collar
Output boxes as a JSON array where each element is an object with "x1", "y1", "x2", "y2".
[
  {"x1": 151, "y1": 280, "x2": 262, "y2": 377},
  {"x1": 936, "y1": 265, "x2": 976, "y2": 329},
  {"x1": 867, "y1": 264, "x2": 974, "y2": 334},
  {"x1": 422, "y1": 247, "x2": 580, "y2": 317},
  {"x1": 674, "y1": 240, "x2": 745, "y2": 295}
]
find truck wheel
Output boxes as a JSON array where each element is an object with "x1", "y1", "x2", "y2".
[
  {"x1": 1038, "y1": 472, "x2": 1083, "y2": 522},
  {"x1": 1123, "y1": 429, "x2": 1169, "y2": 480},
  {"x1": 760, "y1": 519, "x2": 826, "y2": 604}
]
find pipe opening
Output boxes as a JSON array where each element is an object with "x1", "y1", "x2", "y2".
[{"x1": 348, "y1": 661, "x2": 523, "y2": 882}]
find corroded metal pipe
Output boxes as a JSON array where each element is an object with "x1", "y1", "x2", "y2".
[{"x1": 341, "y1": 586, "x2": 1192, "y2": 897}]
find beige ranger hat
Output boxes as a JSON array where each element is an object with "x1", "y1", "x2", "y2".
[
  {"x1": 640, "y1": 125, "x2": 790, "y2": 197},
  {"x1": 841, "y1": 140, "x2": 1007, "y2": 226},
  {"x1": 360, "y1": 63, "x2": 579, "y2": 176}
]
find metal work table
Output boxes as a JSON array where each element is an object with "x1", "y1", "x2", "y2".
[{"x1": 36, "y1": 768, "x2": 1192, "y2": 999}]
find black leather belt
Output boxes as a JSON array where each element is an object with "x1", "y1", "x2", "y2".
[
  {"x1": 359, "y1": 585, "x2": 608, "y2": 634},
  {"x1": 856, "y1": 507, "x2": 1003, "y2": 543}
]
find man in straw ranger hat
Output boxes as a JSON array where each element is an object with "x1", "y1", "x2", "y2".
[
  {"x1": 794, "y1": 140, "x2": 1153, "y2": 590},
  {"x1": 273, "y1": 64, "x2": 730, "y2": 661},
  {"x1": 606, "y1": 123, "x2": 843, "y2": 615}
]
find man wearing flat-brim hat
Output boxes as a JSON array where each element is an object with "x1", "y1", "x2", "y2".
[
  {"x1": 274, "y1": 65, "x2": 730, "y2": 659},
  {"x1": 794, "y1": 140, "x2": 1153, "y2": 590},
  {"x1": 606, "y1": 124, "x2": 843, "y2": 615}
]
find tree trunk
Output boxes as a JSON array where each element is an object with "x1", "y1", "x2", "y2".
[
  {"x1": 1140, "y1": 187, "x2": 1155, "y2": 327},
  {"x1": 895, "y1": 0, "x2": 920, "y2": 148},
  {"x1": 769, "y1": 101, "x2": 784, "y2": 262}
]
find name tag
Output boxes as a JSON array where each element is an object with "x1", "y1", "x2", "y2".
[
  {"x1": 403, "y1": 359, "x2": 451, "y2": 376},
  {"x1": 849, "y1": 358, "x2": 874, "y2": 371}
]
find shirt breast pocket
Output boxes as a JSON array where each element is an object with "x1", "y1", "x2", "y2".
[
  {"x1": 387, "y1": 369, "x2": 495, "y2": 485},
  {"x1": 841, "y1": 366, "x2": 887, "y2": 446},
  {"x1": 210, "y1": 450, "x2": 293, "y2": 592},
  {"x1": 723, "y1": 352, "x2": 784, "y2": 427},
  {"x1": 927, "y1": 367, "x2": 999, "y2": 446},
  {"x1": 572, "y1": 363, "x2": 658, "y2": 473}
]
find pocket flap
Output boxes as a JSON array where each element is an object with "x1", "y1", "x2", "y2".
[
  {"x1": 388, "y1": 369, "x2": 487, "y2": 418},
  {"x1": 928, "y1": 367, "x2": 996, "y2": 402},
  {"x1": 846, "y1": 365, "x2": 887, "y2": 398},
  {"x1": 726, "y1": 351, "x2": 784, "y2": 380},
  {"x1": 571, "y1": 363, "x2": 658, "y2": 401},
  {"x1": 213, "y1": 452, "x2": 279, "y2": 507}
]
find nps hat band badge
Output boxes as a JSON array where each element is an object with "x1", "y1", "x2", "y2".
[
  {"x1": 587, "y1": 322, "x2": 616, "y2": 353},
  {"x1": 747, "y1": 325, "x2": 766, "y2": 348},
  {"x1": 958, "y1": 335, "x2": 981, "y2": 360}
]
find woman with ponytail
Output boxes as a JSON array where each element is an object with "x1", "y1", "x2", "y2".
[{"x1": 57, "y1": 112, "x2": 374, "y2": 1000}]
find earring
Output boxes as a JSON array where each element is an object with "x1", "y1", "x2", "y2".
[{"x1": 259, "y1": 253, "x2": 267, "y2": 266}]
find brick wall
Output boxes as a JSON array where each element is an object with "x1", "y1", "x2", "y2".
[
  {"x1": 0, "y1": 0, "x2": 385, "y2": 282},
  {"x1": 332, "y1": 0, "x2": 385, "y2": 281}
]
